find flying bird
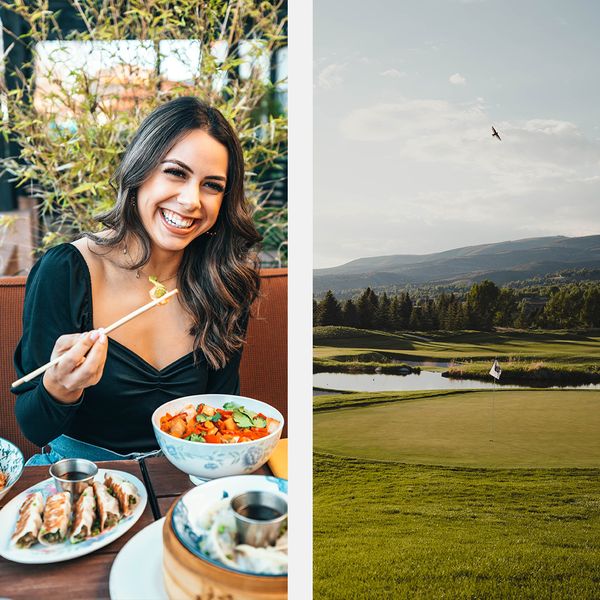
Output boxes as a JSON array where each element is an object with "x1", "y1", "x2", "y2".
[{"x1": 492, "y1": 126, "x2": 501, "y2": 141}]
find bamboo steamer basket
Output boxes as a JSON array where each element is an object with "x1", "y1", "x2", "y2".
[{"x1": 162, "y1": 501, "x2": 287, "y2": 600}]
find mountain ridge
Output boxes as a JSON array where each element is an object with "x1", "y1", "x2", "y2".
[{"x1": 314, "y1": 235, "x2": 600, "y2": 293}]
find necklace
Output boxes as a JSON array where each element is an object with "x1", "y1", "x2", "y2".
[
  {"x1": 122, "y1": 243, "x2": 178, "y2": 283},
  {"x1": 135, "y1": 268, "x2": 178, "y2": 283}
]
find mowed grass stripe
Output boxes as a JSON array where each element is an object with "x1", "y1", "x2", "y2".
[
  {"x1": 313, "y1": 327, "x2": 600, "y2": 364},
  {"x1": 314, "y1": 454, "x2": 600, "y2": 600},
  {"x1": 313, "y1": 390, "x2": 600, "y2": 468}
]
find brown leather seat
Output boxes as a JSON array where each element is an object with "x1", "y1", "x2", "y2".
[{"x1": 0, "y1": 270, "x2": 287, "y2": 459}]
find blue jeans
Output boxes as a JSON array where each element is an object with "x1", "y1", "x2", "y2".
[{"x1": 26, "y1": 435, "x2": 161, "y2": 466}]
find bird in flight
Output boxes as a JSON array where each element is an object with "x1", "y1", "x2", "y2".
[{"x1": 492, "y1": 126, "x2": 501, "y2": 141}]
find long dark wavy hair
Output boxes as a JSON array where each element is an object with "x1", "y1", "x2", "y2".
[{"x1": 86, "y1": 97, "x2": 261, "y2": 369}]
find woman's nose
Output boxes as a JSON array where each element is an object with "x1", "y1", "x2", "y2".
[{"x1": 177, "y1": 183, "x2": 201, "y2": 212}]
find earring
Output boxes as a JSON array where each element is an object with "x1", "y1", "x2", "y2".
[{"x1": 206, "y1": 230, "x2": 216, "y2": 237}]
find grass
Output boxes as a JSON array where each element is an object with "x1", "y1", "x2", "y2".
[
  {"x1": 313, "y1": 357, "x2": 418, "y2": 374},
  {"x1": 314, "y1": 389, "x2": 600, "y2": 468},
  {"x1": 313, "y1": 328, "x2": 600, "y2": 596},
  {"x1": 314, "y1": 453, "x2": 600, "y2": 599},
  {"x1": 446, "y1": 361, "x2": 600, "y2": 384},
  {"x1": 313, "y1": 326, "x2": 600, "y2": 365}
]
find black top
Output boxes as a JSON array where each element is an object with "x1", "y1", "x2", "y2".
[{"x1": 13, "y1": 243, "x2": 241, "y2": 453}]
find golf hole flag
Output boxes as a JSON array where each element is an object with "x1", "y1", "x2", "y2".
[{"x1": 489, "y1": 360, "x2": 502, "y2": 380}]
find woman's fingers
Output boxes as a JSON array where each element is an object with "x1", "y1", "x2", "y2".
[
  {"x1": 44, "y1": 330, "x2": 108, "y2": 403},
  {"x1": 84, "y1": 330, "x2": 109, "y2": 384},
  {"x1": 55, "y1": 330, "x2": 108, "y2": 385},
  {"x1": 51, "y1": 333, "x2": 84, "y2": 359},
  {"x1": 57, "y1": 331, "x2": 101, "y2": 373}
]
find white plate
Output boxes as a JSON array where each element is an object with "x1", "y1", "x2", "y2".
[
  {"x1": 109, "y1": 517, "x2": 166, "y2": 600},
  {"x1": 0, "y1": 469, "x2": 147, "y2": 564}
]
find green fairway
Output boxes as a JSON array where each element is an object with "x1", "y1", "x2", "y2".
[
  {"x1": 314, "y1": 326, "x2": 600, "y2": 365},
  {"x1": 314, "y1": 390, "x2": 600, "y2": 468},
  {"x1": 314, "y1": 454, "x2": 600, "y2": 600}
]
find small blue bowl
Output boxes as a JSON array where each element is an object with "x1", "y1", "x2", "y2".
[{"x1": 0, "y1": 437, "x2": 25, "y2": 502}]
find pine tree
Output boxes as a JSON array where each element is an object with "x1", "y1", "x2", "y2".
[
  {"x1": 341, "y1": 298, "x2": 360, "y2": 328},
  {"x1": 318, "y1": 290, "x2": 342, "y2": 326},
  {"x1": 357, "y1": 287, "x2": 377, "y2": 329},
  {"x1": 375, "y1": 292, "x2": 392, "y2": 330}
]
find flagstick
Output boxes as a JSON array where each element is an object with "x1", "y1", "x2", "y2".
[
  {"x1": 491, "y1": 375, "x2": 495, "y2": 443},
  {"x1": 490, "y1": 357, "x2": 497, "y2": 443},
  {"x1": 11, "y1": 289, "x2": 179, "y2": 388}
]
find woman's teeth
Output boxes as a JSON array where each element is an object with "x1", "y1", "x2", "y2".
[{"x1": 161, "y1": 209, "x2": 194, "y2": 229}]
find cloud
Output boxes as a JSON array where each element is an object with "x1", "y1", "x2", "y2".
[
  {"x1": 449, "y1": 72, "x2": 466, "y2": 85},
  {"x1": 339, "y1": 99, "x2": 600, "y2": 182},
  {"x1": 317, "y1": 63, "x2": 347, "y2": 89},
  {"x1": 313, "y1": 97, "x2": 600, "y2": 265},
  {"x1": 380, "y1": 68, "x2": 406, "y2": 79}
]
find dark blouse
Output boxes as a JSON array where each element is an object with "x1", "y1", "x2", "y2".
[{"x1": 13, "y1": 243, "x2": 241, "y2": 453}]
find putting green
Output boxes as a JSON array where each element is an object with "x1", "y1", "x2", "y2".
[{"x1": 314, "y1": 390, "x2": 600, "y2": 468}]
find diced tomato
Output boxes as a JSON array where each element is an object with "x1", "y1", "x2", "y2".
[{"x1": 223, "y1": 417, "x2": 236, "y2": 431}]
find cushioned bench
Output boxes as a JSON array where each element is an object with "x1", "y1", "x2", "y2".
[{"x1": 0, "y1": 269, "x2": 287, "y2": 459}]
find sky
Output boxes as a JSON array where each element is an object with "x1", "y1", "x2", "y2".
[{"x1": 314, "y1": 0, "x2": 600, "y2": 268}]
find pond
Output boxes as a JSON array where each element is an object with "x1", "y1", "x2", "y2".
[{"x1": 313, "y1": 371, "x2": 600, "y2": 394}]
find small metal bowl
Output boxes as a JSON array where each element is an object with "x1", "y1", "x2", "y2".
[
  {"x1": 231, "y1": 490, "x2": 287, "y2": 548},
  {"x1": 49, "y1": 458, "x2": 98, "y2": 501}
]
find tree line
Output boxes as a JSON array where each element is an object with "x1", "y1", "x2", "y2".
[{"x1": 314, "y1": 280, "x2": 600, "y2": 331}]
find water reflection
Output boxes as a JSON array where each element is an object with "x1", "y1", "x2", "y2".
[{"x1": 313, "y1": 371, "x2": 600, "y2": 394}]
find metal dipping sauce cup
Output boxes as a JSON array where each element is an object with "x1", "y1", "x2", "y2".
[
  {"x1": 231, "y1": 490, "x2": 288, "y2": 548},
  {"x1": 49, "y1": 458, "x2": 98, "y2": 501}
]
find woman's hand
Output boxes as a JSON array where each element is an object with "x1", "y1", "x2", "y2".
[{"x1": 42, "y1": 329, "x2": 108, "y2": 404}]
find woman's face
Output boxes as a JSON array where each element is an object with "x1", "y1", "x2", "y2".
[{"x1": 136, "y1": 128, "x2": 229, "y2": 254}]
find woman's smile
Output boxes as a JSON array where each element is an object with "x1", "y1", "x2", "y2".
[{"x1": 158, "y1": 207, "x2": 199, "y2": 235}]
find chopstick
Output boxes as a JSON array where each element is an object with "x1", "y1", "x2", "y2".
[
  {"x1": 11, "y1": 288, "x2": 179, "y2": 388},
  {"x1": 138, "y1": 456, "x2": 162, "y2": 520}
]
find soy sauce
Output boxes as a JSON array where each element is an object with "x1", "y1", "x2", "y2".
[
  {"x1": 60, "y1": 471, "x2": 90, "y2": 481},
  {"x1": 237, "y1": 504, "x2": 283, "y2": 521}
]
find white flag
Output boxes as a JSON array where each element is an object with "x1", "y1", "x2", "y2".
[{"x1": 489, "y1": 359, "x2": 501, "y2": 380}]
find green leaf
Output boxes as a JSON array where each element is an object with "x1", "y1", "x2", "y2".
[
  {"x1": 186, "y1": 433, "x2": 205, "y2": 443},
  {"x1": 223, "y1": 401, "x2": 240, "y2": 410},
  {"x1": 196, "y1": 414, "x2": 208, "y2": 422},
  {"x1": 71, "y1": 182, "x2": 96, "y2": 195},
  {"x1": 233, "y1": 410, "x2": 253, "y2": 429},
  {"x1": 252, "y1": 416, "x2": 267, "y2": 428},
  {"x1": 240, "y1": 407, "x2": 257, "y2": 419}
]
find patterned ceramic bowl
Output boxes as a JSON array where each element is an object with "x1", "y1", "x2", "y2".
[
  {"x1": 0, "y1": 437, "x2": 25, "y2": 502},
  {"x1": 151, "y1": 394, "x2": 284, "y2": 480}
]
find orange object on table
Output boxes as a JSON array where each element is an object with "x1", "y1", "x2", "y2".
[{"x1": 267, "y1": 438, "x2": 288, "y2": 480}]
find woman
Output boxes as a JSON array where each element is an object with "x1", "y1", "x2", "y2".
[{"x1": 13, "y1": 97, "x2": 261, "y2": 464}]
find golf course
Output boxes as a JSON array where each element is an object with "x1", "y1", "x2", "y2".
[{"x1": 314, "y1": 328, "x2": 600, "y2": 598}]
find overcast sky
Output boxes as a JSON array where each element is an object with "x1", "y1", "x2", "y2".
[{"x1": 314, "y1": 0, "x2": 600, "y2": 268}]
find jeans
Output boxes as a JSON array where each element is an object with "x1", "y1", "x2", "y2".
[{"x1": 25, "y1": 435, "x2": 161, "y2": 466}]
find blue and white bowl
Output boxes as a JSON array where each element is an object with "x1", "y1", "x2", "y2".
[
  {"x1": 0, "y1": 437, "x2": 25, "y2": 502},
  {"x1": 171, "y1": 475, "x2": 288, "y2": 576},
  {"x1": 151, "y1": 394, "x2": 284, "y2": 480}
]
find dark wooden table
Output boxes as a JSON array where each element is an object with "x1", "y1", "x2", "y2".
[{"x1": 0, "y1": 457, "x2": 270, "y2": 599}]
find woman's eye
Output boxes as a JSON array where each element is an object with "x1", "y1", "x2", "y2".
[
  {"x1": 164, "y1": 168, "x2": 186, "y2": 178},
  {"x1": 204, "y1": 181, "x2": 225, "y2": 193}
]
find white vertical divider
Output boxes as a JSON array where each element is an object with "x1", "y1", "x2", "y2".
[{"x1": 287, "y1": 1, "x2": 313, "y2": 598}]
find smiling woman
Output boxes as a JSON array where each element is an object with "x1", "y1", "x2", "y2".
[{"x1": 12, "y1": 97, "x2": 262, "y2": 464}]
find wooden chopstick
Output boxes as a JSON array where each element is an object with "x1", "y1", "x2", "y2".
[{"x1": 11, "y1": 288, "x2": 179, "y2": 389}]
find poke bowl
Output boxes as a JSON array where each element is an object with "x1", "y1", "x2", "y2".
[
  {"x1": 0, "y1": 438, "x2": 25, "y2": 502},
  {"x1": 151, "y1": 394, "x2": 284, "y2": 480}
]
